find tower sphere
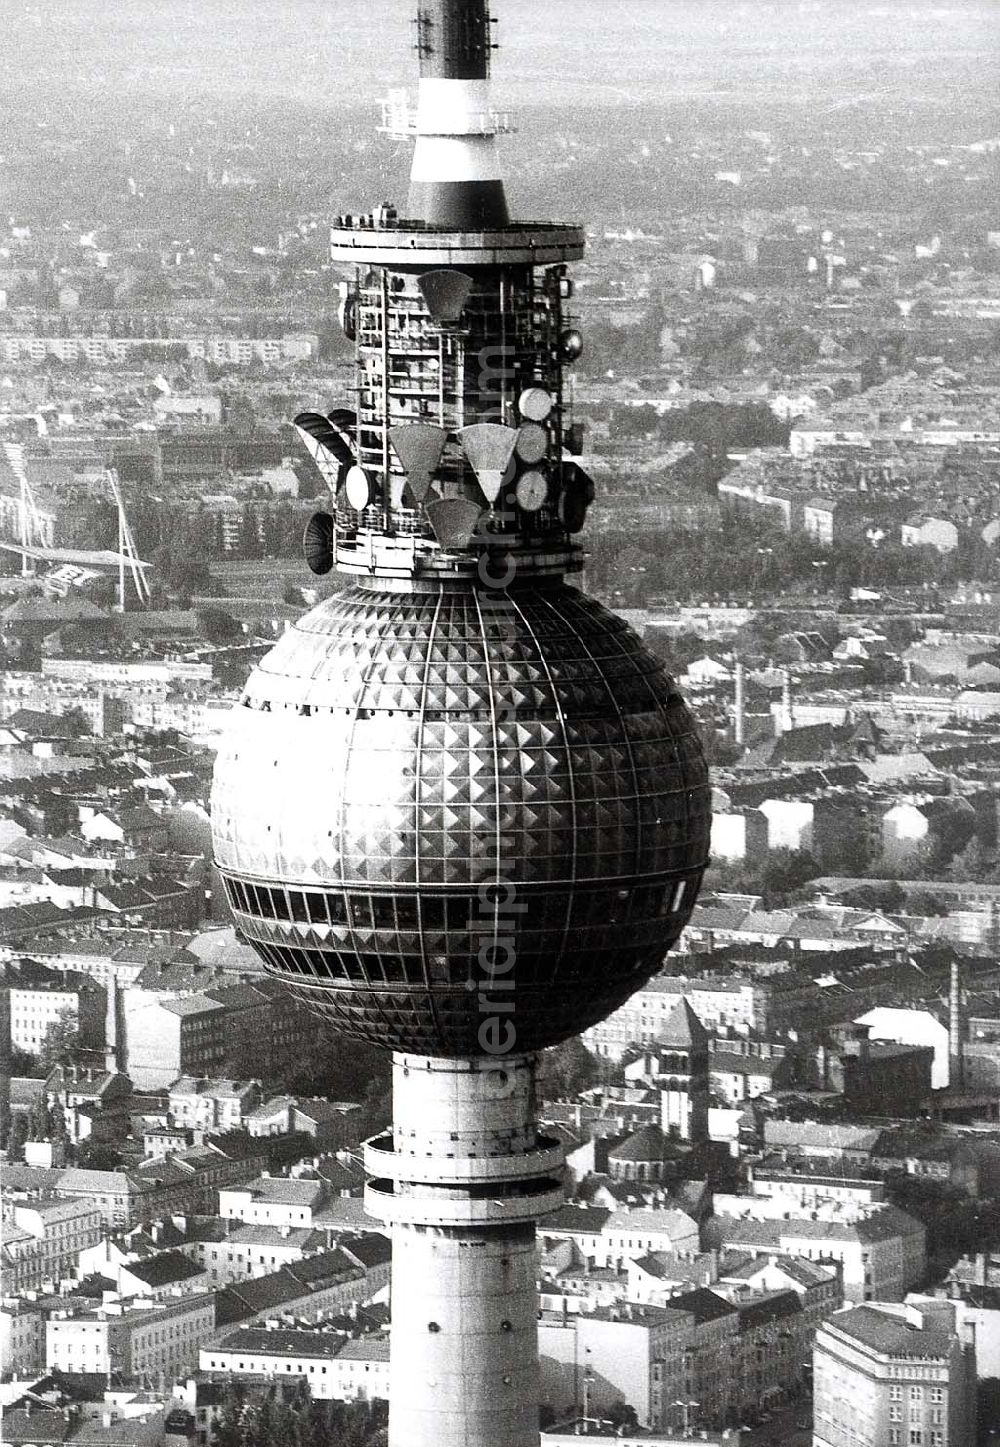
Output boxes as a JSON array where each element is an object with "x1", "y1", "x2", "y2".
[{"x1": 211, "y1": 576, "x2": 710, "y2": 1057}]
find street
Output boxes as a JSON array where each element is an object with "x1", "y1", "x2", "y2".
[{"x1": 739, "y1": 1396, "x2": 813, "y2": 1447}]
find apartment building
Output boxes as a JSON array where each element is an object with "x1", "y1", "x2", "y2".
[
  {"x1": 218, "y1": 1177, "x2": 327, "y2": 1229},
  {"x1": 2, "y1": 1198, "x2": 102, "y2": 1291},
  {"x1": 708, "y1": 1203, "x2": 926, "y2": 1304},
  {"x1": 813, "y1": 1301, "x2": 976, "y2": 1447},
  {"x1": 0, "y1": 1296, "x2": 46, "y2": 1375},
  {"x1": 168, "y1": 1077, "x2": 261, "y2": 1132},
  {"x1": 7, "y1": 964, "x2": 106, "y2": 1055},
  {"x1": 46, "y1": 1293, "x2": 215, "y2": 1378},
  {"x1": 200, "y1": 1327, "x2": 388, "y2": 1402}
]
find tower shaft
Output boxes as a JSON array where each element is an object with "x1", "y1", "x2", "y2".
[{"x1": 365, "y1": 1054, "x2": 564, "y2": 1447}]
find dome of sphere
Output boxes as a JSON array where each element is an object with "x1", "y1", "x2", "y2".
[{"x1": 210, "y1": 579, "x2": 711, "y2": 1056}]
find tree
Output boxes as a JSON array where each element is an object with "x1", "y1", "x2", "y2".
[
  {"x1": 196, "y1": 605, "x2": 243, "y2": 646},
  {"x1": 843, "y1": 881, "x2": 906, "y2": 914},
  {"x1": 39, "y1": 1008, "x2": 80, "y2": 1070},
  {"x1": 151, "y1": 540, "x2": 213, "y2": 602},
  {"x1": 906, "y1": 890, "x2": 950, "y2": 918},
  {"x1": 212, "y1": 1380, "x2": 248, "y2": 1447},
  {"x1": 61, "y1": 705, "x2": 92, "y2": 739},
  {"x1": 8, "y1": 1113, "x2": 29, "y2": 1160},
  {"x1": 606, "y1": 1401, "x2": 640, "y2": 1431},
  {"x1": 88, "y1": 575, "x2": 118, "y2": 611},
  {"x1": 75, "y1": 1141, "x2": 123, "y2": 1171},
  {"x1": 28, "y1": 1093, "x2": 51, "y2": 1141},
  {"x1": 274, "y1": 1027, "x2": 391, "y2": 1104},
  {"x1": 708, "y1": 848, "x2": 821, "y2": 907},
  {"x1": 238, "y1": 506, "x2": 264, "y2": 560},
  {"x1": 537, "y1": 1038, "x2": 599, "y2": 1100}
]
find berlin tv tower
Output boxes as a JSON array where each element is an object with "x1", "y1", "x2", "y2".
[{"x1": 211, "y1": 3, "x2": 711, "y2": 1443}]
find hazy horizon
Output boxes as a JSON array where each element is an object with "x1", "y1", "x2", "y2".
[{"x1": 4, "y1": 0, "x2": 998, "y2": 115}]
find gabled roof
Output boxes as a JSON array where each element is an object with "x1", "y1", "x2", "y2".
[
  {"x1": 666, "y1": 1286, "x2": 738, "y2": 1325},
  {"x1": 230, "y1": 1176, "x2": 324, "y2": 1206},
  {"x1": 737, "y1": 1289, "x2": 802, "y2": 1331},
  {"x1": 710, "y1": 1050, "x2": 779, "y2": 1077},
  {"x1": 159, "y1": 994, "x2": 225, "y2": 1019},
  {"x1": 607, "y1": 1124, "x2": 684, "y2": 1162},
  {"x1": 542, "y1": 1205, "x2": 612, "y2": 1235},
  {"x1": 340, "y1": 1232, "x2": 392, "y2": 1270},
  {"x1": 213, "y1": 1326, "x2": 344, "y2": 1359},
  {"x1": 604, "y1": 1207, "x2": 699, "y2": 1238},
  {"x1": 122, "y1": 1249, "x2": 205, "y2": 1287}
]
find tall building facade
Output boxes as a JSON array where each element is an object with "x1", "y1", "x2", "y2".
[{"x1": 813, "y1": 1302, "x2": 976, "y2": 1447}]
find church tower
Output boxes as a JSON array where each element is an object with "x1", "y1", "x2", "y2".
[{"x1": 656, "y1": 997, "x2": 710, "y2": 1144}]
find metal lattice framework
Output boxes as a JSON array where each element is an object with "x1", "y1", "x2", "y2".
[{"x1": 211, "y1": 580, "x2": 710, "y2": 1056}]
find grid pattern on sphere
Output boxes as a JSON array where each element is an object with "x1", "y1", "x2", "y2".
[{"x1": 210, "y1": 582, "x2": 710, "y2": 1054}]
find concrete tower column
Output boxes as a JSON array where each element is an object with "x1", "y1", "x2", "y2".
[{"x1": 364, "y1": 1053, "x2": 565, "y2": 1447}]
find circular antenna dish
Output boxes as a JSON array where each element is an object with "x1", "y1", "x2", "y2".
[
  {"x1": 518, "y1": 387, "x2": 553, "y2": 423},
  {"x1": 564, "y1": 460, "x2": 597, "y2": 505},
  {"x1": 515, "y1": 470, "x2": 548, "y2": 513},
  {"x1": 515, "y1": 423, "x2": 547, "y2": 465},
  {"x1": 338, "y1": 292, "x2": 357, "y2": 342},
  {"x1": 345, "y1": 465, "x2": 372, "y2": 512},
  {"x1": 561, "y1": 329, "x2": 584, "y2": 363},
  {"x1": 303, "y1": 512, "x2": 335, "y2": 575},
  {"x1": 559, "y1": 488, "x2": 588, "y2": 534}
]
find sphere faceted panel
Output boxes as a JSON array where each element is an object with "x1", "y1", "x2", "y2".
[{"x1": 211, "y1": 580, "x2": 710, "y2": 1055}]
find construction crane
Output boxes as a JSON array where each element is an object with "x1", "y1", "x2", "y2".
[
  {"x1": 0, "y1": 447, "x2": 151, "y2": 610},
  {"x1": 1, "y1": 441, "x2": 47, "y2": 577},
  {"x1": 106, "y1": 467, "x2": 151, "y2": 610}
]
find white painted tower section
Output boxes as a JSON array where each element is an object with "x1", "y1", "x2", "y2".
[
  {"x1": 364, "y1": 1054, "x2": 564, "y2": 1447},
  {"x1": 410, "y1": 77, "x2": 508, "y2": 182}
]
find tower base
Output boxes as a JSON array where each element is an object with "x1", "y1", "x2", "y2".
[{"x1": 364, "y1": 1052, "x2": 564, "y2": 1447}]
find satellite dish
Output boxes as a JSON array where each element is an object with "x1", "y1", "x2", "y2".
[
  {"x1": 564, "y1": 421, "x2": 586, "y2": 456},
  {"x1": 338, "y1": 291, "x2": 357, "y2": 341},
  {"x1": 559, "y1": 488, "x2": 589, "y2": 534},
  {"x1": 561, "y1": 329, "x2": 584, "y2": 362},
  {"x1": 425, "y1": 496, "x2": 484, "y2": 550},
  {"x1": 327, "y1": 406, "x2": 357, "y2": 438},
  {"x1": 518, "y1": 387, "x2": 554, "y2": 423},
  {"x1": 515, "y1": 470, "x2": 548, "y2": 513},
  {"x1": 457, "y1": 423, "x2": 519, "y2": 505},
  {"x1": 293, "y1": 412, "x2": 354, "y2": 492},
  {"x1": 564, "y1": 460, "x2": 597, "y2": 504},
  {"x1": 515, "y1": 422, "x2": 547, "y2": 465},
  {"x1": 388, "y1": 424, "x2": 449, "y2": 505},
  {"x1": 418, "y1": 269, "x2": 474, "y2": 326},
  {"x1": 303, "y1": 512, "x2": 335, "y2": 575},
  {"x1": 345, "y1": 466, "x2": 373, "y2": 512}
]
